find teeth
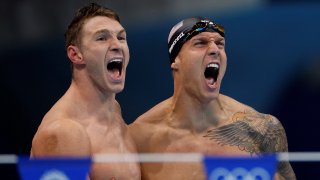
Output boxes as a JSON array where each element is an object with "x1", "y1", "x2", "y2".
[
  {"x1": 207, "y1": 63, "x2": 219, "y2": 68},
  {"x1": 109, "y1": 59, "x2": 122, "y2": 63}
]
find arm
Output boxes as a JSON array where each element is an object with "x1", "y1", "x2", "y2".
[
  {"x1": 268, "y1": 115, "x2": 296, "y2": 180},
  {"x1": 204, "y1": 110, "x2": 296, "y2": 179}
]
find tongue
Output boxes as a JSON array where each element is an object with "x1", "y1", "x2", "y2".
[
  {"x1": 206, "y1": 77, "x2": 214, "y2": 85},
  {"x1": 109, "y1": 69, "x2": 120, "y2": 79},
  {"x1": 107, "y1": 61, "x2": 123, "y2": 79}
]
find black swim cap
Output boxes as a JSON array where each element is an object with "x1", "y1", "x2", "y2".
[{"x1": 167, "y1": 16, "x2": 225, "y2": 64}]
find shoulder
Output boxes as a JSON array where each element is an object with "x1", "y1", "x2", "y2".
[
  {"x1": 131, "y1": 98, "x2": 171, "y2": 125},
  {"x1": 128, "y1": 99, "x2": 171, "y2": 150},
  {"x1": 218, "y1": 94, "x2": 255, "y2": 112},
  {"x1": 31, "y1": 119, "x2": 91, "y2": 156},
  {"x1": 218, "y1": 94, "x2": 282, "y2": 125},
  {"x1": 234, "y1": 109, "x2": 285, "y2": 132},
  {"x1": 235, "y1": 111, "x2": 295, "y2": 179},
  {"x1": 128, "y1": 113, "x2": 161, "y2": 148},
  {"x1": 231, "y1": 108, "x2": 288, "y2": 153},
  {"x1": 213, "y1": 95, "x2": 289, "y2": 152}
]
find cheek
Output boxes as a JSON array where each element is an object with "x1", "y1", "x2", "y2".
[
  {"x1": 221, "y1": 50, "x2": 227, "y2": 60},
  {"x1": 123, "y1": 44, "x2": 130, "y2": 62},
  {"x1": 84, "y1": 46, "x2": 104, "y2": 60},
  {"x1": 219, "y1": 51, "x2": 227, "y2": 65},
  {"x1": 220, "y1": 61, "x2": 227, "y2": 79},
  {"x1": 123, "y1": 43, "x2": 129, "y2": 53}
]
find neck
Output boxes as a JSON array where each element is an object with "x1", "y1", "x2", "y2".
[
  {"x1": 62, "y1": 79, "x2": 119, "y2": 122},
  {"x1": 167, "y1": 93, "x2": 227, "y2": 132}
]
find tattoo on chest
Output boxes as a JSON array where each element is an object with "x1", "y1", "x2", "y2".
[{"x1": 203, "y1": 110, "x2": 288, "y2": 155}]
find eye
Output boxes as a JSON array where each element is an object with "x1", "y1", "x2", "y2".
[
  {"x1": 118, "y1": 35, "x2": 127, "y2": 41},
  {"x1": 96, "y1": 35, "x2": 107, "y2": 41},
  {"x1": 216, "y1": 40, "x2": 225, "y2": 48},
  {"x1": 194, "y1": 39, "x2": 208, "y2": 46}
]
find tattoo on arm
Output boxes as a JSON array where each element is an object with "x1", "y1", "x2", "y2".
[{"x1": 203, "y1": 110, "x2": 296, "y2": 179}]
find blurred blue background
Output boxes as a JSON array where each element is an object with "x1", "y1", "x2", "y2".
[{"x1": 1, "y1": 0, "x2": 320, "y2": 179}]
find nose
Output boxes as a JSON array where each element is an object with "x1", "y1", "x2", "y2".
[
  {"x1": 208, "y1": 41, "x2": 220, "y2": 57},
  {"x1": 109, "y1": 36, "x2": 122, "y2": 52}
]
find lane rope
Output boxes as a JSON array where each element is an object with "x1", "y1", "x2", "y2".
[{"x1": 1, "y1": 152, "x2": 320, "y2": 164}]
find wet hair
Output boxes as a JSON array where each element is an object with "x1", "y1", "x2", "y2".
[{"x1": 64, "y1": 2, "x2": 120, "y2": 49}]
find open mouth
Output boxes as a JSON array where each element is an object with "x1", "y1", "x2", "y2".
[
  {"x1": 107, "y1": 59, "x2": 123, "y2": 78},
  {"x1": 204, "y1": 63, "x2": 219, "y2": 85}
]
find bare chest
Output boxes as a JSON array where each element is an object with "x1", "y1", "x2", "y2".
[
  {"x1": 141, "y1": 131, "x2": 250, "y2": 180},
  {"x1": 85, "y1": 122, "x2": 136, "y2": 153},
  {"x1": 86, "y1": 123, "x2": 141, "y2": 179},
  {"x1": 149, "y1": 129, "x2": 251, "y2": 156}
]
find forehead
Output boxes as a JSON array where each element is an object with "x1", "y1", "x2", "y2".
[{"x1": 82, "y1": 16, "x2": 124, "y2": 35}]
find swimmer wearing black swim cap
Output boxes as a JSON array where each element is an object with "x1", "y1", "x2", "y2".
[{"x1": 129, "y1": 16, "x2": 296, "y2": 180}]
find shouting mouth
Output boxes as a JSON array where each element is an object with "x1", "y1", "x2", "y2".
[
  {"x1": 204, "y1": 63, "x2": 219, "y2": 85},
  {"x1": 107, "y1": 58, "x2": 123, "y2": 79}
]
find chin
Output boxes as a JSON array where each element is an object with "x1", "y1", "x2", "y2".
[
  {"x1": 114, "y1": 87, "x2": 124, "y2": 94},
  {"x1": 108, "y1": 84, "x2": 125, "y2": 94},
  {"x1": 202, "y1": 91, "x2": 220, "y2": 103}
]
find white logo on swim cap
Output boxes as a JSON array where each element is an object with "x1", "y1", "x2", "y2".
[
  {"x1": 168, "y1": 21, "x2": 184, "y2": 43},
  {"x1": 168, "y1": 32, "x2": 185, "y2": 53}
]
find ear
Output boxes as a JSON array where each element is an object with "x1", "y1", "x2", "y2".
[
  {"x1": 67, "y1": 45, "x2": 84, "y2": 65},
  {"x1": 170, "y1": 57, "x2": 180, "y2": 70}
]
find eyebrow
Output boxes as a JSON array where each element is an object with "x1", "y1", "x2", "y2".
[{"x1": 94, "y1": 29, "x2": 126, "y2": 36}]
